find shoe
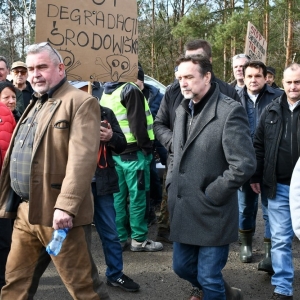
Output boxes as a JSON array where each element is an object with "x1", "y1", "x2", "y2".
[
  {"x1": 270, "y1": 292, "x2": 293, "y2": 299},
  {"x1": 120, "y1": 239, "x2": 130, "y2": 251},
  {"x1": 189, "y1": 286, "x2": 203, "y2": 300},
  {"x1": 130, "y1": 239, "x2": 163, "y2": 252},
  {"x1": 156, "y1": 229, "x2": 172, "y2": 244},
  {"x1": 224, "y1": 280, "x2": 243, "y2": 300},
  {"x1": 239, "y1": 229, "x2": 253, "y2": 263},
  {"x1": 107, "y1": 274, "x2": 140, "y2": 292},
  {"x1": 258, "y1": 238, "x2": 274, "y2": 275}
]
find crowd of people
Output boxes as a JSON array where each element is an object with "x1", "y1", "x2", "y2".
[{"x1": 0, "y1": 38, "x2": 299, "y2": 300}]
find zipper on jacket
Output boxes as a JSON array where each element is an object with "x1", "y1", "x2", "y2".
[
  {"x1": 291, "y1": 111, "x2": 293, "y2": 156},
  {"x1": 271, "y1": 123, "x2": 282, "y2": 198}
]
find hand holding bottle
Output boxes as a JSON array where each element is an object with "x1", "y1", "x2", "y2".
[
  {"x1": 46, "y1": 228, "x2": 69, "y2": 256},
  {"x1": 52, "y1": 209, "x2": 73, "y2": 230}
]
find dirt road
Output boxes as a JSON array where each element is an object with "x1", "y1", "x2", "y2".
[{"x1": 34, "y1": 205, "x2": 300, "y2": 300}]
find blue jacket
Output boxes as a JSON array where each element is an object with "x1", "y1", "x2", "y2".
[
  {"x1": 143, "y1": 83, "x2": 163, "y2": 119},
  {"x1": 238, "y1": 84, "x2": 283, "y2": 140}
]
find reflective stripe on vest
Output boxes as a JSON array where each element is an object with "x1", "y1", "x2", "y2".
[{"x1": 101, "y1": 83, "x2": 154, "y2": 143}]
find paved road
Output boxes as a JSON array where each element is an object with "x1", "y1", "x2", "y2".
[{"x1": 34, "y1": 205, "x2": 300, "y2": 300}]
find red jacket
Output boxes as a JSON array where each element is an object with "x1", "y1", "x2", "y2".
[{"x1": 0, "y1": 103, "x2": 16, "y2": 170}]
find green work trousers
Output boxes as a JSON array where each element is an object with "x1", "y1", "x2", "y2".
[{"x1": 113, "y1": 151, "x2": 152, "y2": 243}]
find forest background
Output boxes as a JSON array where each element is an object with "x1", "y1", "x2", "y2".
[{"x1": 0, "y1": 0, "x2": 299, "y2": 86}]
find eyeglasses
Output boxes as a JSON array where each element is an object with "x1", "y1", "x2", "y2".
[
  {"x1": 28, "y1": 42, "x2": 62, "y2": 63},
  {"x1": 12, "y1": 69, "x2": 27, "y2": 75},
  {"x1": 232, "y1": 54, "x2": 251, "y2": 60}
]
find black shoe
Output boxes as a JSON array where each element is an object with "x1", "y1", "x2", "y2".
[
  {"x1": 270, "y1": 292, "x2": 293, "y2": 299},
  {"x1": 107, "y1": 274, "x2": 140, "y2": 292}
]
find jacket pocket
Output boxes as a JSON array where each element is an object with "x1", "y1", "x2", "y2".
[
  {"x1": 51, "y1": 184, "x2": 62, "y2": 190},
  {"x1": 265, "y1": 116, "x2": 279, "y2": 140}
]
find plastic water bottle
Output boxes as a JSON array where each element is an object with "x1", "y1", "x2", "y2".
[{"x1": 46, "y1": 228, "x2": 69, "y2": 256}]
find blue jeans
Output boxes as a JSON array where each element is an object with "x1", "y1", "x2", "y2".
[
  {"x1": 268, "y1": 183, "x2": 294, "y2": 296},
  {"x1": 173, "y1": 242, "x2": 229, "y2": 300},
  {"x1": 92, "y1": 183, "x2": 123, "y2": 281},
  {"x1": 238, "y1": 181, "x2": 271, "y2": 238}
]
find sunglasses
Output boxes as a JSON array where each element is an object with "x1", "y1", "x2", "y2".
[
  {"x1": 28, "y1": 42, "x2": 62, "y2": 63},
  {"x1": 232, "y1": 54, "x2": 251, "y2": 60},
  {"x1": 12, "y1": 69, "x2": 27, "y2": 75}
]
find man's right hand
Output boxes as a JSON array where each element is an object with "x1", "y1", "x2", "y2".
[
  {"x1": 52, "y1": 209, "x2": 73, "y2": 230},
  {"x1": 250, "y1": 183, "x2": 261, "y2": 194}
]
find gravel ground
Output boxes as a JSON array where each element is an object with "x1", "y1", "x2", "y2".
[{"x1": 34, "y1": 204, "x2": 300, "y2": 300}]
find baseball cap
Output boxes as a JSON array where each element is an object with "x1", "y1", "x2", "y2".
[{"x1": 11, "y1": 61, "x2": 27, "y2": 70}]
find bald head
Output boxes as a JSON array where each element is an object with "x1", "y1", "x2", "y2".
[{"x1": 282, "y1": 63, "x2": 300, "y2": 104}]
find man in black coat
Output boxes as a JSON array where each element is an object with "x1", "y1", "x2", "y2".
[
  {"x1": 154, "y1": 40, "x2": 242, "y2": 300},
  {"x1": 10, "y1": 61, "x2": 34, "y2": 114},
  {"x1": 250, "y1": 63, "x2": 300, "y2": 300},
  {"x1": 168, "y1": 54, "x2": 255, "y2": 300}
]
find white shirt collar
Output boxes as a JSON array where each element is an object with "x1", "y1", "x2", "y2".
[{"x1": 287, "y1": 99, "x2": 300, "y2": 112}]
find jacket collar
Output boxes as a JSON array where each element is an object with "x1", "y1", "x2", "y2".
[
  {"x1": 32, "y1": 77, "x2": 67, "y2": 102},
  {"x1": 181, "y1": 83, "x2": 216, "y2": 117},
  {"x1": 242, "y1": 83, "x2": 277, "y2": 98}
]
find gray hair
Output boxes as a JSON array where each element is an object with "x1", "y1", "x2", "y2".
[{"x1": 26, "y1": 42, "x2": 63, "y2": 66}]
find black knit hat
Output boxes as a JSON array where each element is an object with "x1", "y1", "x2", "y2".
[
  {"x1": 138, "y1": 63, "x2": 144, "y2": 82},
  {"x1": 266, "y1": 66, "x2": 276, "y2": 76}
]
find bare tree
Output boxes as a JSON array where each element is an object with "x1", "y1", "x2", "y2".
[
  {"x1": 285, "y1": 0, "x2": 294, "y2": 66},
  {"x1": 7, "y1": 0, "x2": 34, "y2": 55},
  {"x1": 263, "y1": 0, "x2": 269, "y2": 64}
]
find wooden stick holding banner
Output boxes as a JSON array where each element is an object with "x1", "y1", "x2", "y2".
[{"x1": 88, "y1": 81, "x2": 92, "y2": 95}]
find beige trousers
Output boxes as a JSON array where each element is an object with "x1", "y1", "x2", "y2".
[{"x1": 1, "y1": 202, "x2": 110, "y2": 300}]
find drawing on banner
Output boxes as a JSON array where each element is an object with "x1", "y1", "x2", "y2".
[
  {"x1": 59, "y1": 49, "x2": 82, "y2": 81},
  {"x1": 35, "y1": 0, "x2": 138, "y2": 82},
  {"x1": 94, "y1": 54, "x2": 137, "y2": 82}
]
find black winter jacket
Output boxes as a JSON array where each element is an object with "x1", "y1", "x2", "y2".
[
  {"x1": 94, "y1": 106, "x2": 127, "y2": 196},
  {"x1": 251, "y1": 95, "x2": 300, "y2": 199}
]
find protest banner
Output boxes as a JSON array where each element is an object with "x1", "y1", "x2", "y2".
[
  {"x1": 244, "y1": 21, "x2": 267, "y2": 63},
  {"x1": 36, "y1": 0, "x2": 138, "y2": 82}
]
